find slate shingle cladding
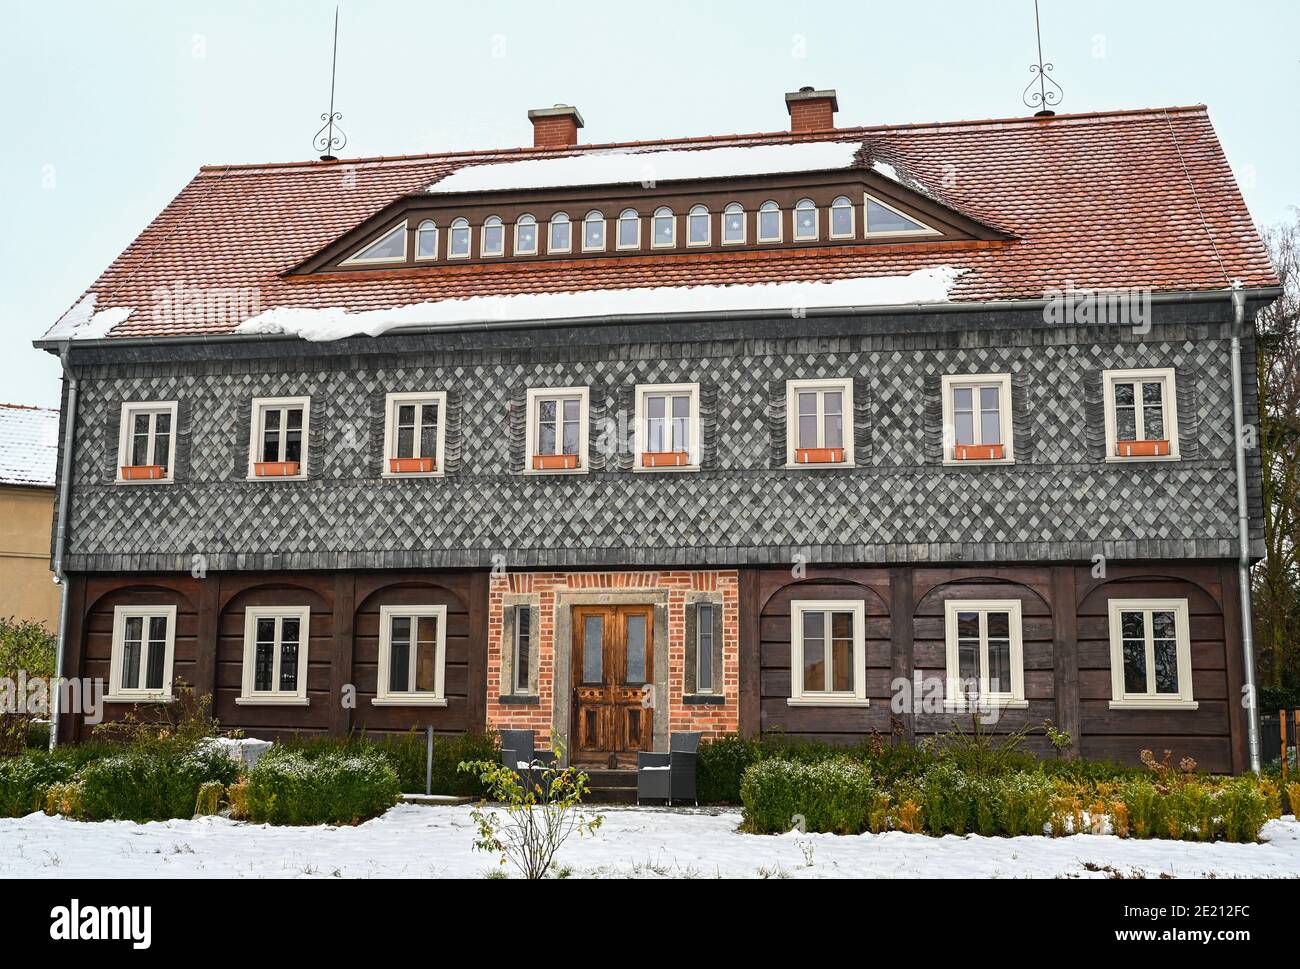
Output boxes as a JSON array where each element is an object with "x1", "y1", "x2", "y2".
[{"x1": 58, "y1": 305, "x2": 1264, "y2": 572}]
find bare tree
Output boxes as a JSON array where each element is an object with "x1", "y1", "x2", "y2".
[{"x1": 1254, "y1": 212, "x2": 1300, "y2": 697}]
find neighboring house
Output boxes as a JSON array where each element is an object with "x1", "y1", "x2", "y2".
[
  {"x1": 35, "y1": 90, "x2": 1278, "y2": 773},
  {"x1": 0, "y1": 403, "x2": 60, "y2": 630}
]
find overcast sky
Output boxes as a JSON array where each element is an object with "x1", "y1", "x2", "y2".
[{"x1": 2, "y1": 0, "x2": 1297, "y2": 408}]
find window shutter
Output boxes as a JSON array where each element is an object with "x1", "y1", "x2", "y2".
[
  {"x1": 367, "y1": 391, "x2": 386, "y2": 477},
  {"x1": 1083, "y1": 371, "x2": 1107, "y2": 461},
  {"x1": 506, "y1": 389, "x2": 527, "y2": 473},
  {"x1": 306, "y1": 400, "x2": 325, "y2": 479},
  {"x1": 1174, "y1": 366, "x2": 1200, "y2": 459},
  {"x1": 588, "y1": 382, "x2": 609, "y2": 472},
  {"x1": 1010, "y1": 371, "x2": 1035, "y2": 462},
  {"x1": 766, "y1": 379, "x2": 787, "y2": 468},
  {"x1": 616, "y1": 385, "x2": 636, "y2": 471},
  {"x1": 104, "y1": 401, "x2": 123, "y2": 483},
  {"x1": 921, "y1": 374, "x2": 944, "y2": 464},
  {"x1": 684, "y1": 602, "x2": 699, "y2": 694},
  {"x1": 173, "y1": 399, "x2": 193, "y2": 482},
  {"x1": 852, "y1": 376, "x2": 872, "y2": 466},
  {"x1": 442, "y1": 388, "x2": 464, "y2": 474},
  {"x1": 699, "y1": 382, "x2": 719, "y2": 471},
  {"x1": 231, "y1": 398, "x2": 252, "y2": 480}
]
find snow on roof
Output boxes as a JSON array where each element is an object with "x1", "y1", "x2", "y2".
[
  {"x1": 234, "y1": 266, "x2": 965, "y2": 342},
  {"x1": 43, "y1": 294, "x2": 134, "y2": 342},
  {"x1": 0, "y1": 404, "x2": 60, "y2": 488},
  {"x1": 427, "y1": 141, "x2": 864, "y2": 195}
]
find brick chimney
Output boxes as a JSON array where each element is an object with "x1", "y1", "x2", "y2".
[
  {"x1": 527, "y1": 104, "x2": 584, "y2": 149},
  {"x1": 784, "y1": 87, "x2": 839, "y2": 133}
]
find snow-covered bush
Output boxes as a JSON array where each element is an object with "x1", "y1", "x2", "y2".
[
  {"x1": 241, "y1": 746, "x2": 400, "y2": 825},
  {"x1": 75, "y1": 745, "x2": 238, "y2": 822},
  {"x1": 740, "y1": 758, "x2": 884, "y2": 834}
]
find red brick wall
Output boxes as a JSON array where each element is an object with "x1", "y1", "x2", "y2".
[
  {"x1": 531, "y1": 117, "x2": 579, "y2": 148},
  {"x1": 486, "y1": 569, "x2": 740, "y2": 749},
  {"x1": 788, "y1": 99, "x2": 835, "y2": 132}
]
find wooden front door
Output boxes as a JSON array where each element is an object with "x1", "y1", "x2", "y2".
[{"x1": 571, "y1": 605, "x2": 654, "y2": 768}]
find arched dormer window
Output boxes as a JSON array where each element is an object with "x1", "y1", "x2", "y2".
[
  {"x1": 482, "y1": 216, "x2": 505, "y2": 257},
  {"x1": 449, "y1": 218, "x2": 471, "y2": 259},
  {"x1": 415, "y1": 220, "x2": 438, "y2": 260},
  {"x1": 343, "y1": 221, "x2": 408, "y2": 265},
  {"x1": 515, "y1": 214, "x2": 538, "y2": 256},
  {"x1": 617, "y1": 208, "x2": 640, "y2": 250},
  {"x1": 583, "y1": 210, "x2": 606, "y2": 252},
  {"x1": 722, "y1": 203, "x2": 745, "y2": 244},
  {"x1": 687, "y1": 204, "x2": 710, "y2": 246},
  {"x1": 794, "y1": 198, "x2": 818, "y2": 241},
  {"x1": 549, "y1": 212, "x2": 571, "y2": 254},
  {"x1": 758, "y1": 201, "x2": 782, "y2": 243},
  {"x1": 652, "y1": 206, "x2": 675, "y2": 248},
  {"x1": 830, "y1": 196, "x2": 854, "y2": 239}
]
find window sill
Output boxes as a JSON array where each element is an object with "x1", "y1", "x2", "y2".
[
  {"x1": 943, "y1": 699, "x2": 1029, "y2": 711},
  {"x1": 1108, "y1": 699, "x2": 1198, "y2": 711},
  {"x1": 782, "y1": 462, "x2": 855, "y2": 471},
  {"x1": 498, "y1": 694, "x2": 540, "y2": 706},
  {"x1": 103, "y1": 694, "x2": 174, "y2": 704},
  {"x1": 380, "y1": 471, "x2": 445, "y2": 480},
  {"x1": 786, "y1": 697, "x2": 870, "y2": 708},
  {"x1": 244, "y1": 475, "x2": 309, "y2": 483},
  {"x1": 371, "y1": 697, "x2": 448, "y2": 707},
  {"x1": 683, "y1": 694, "x2": 725, "y2": 705},
  {"x1": 521, "y1": 467, "x2": 588, "y2": 476},
  {"x1": 941, "y1": 458, "x2": 1016, "y2": 467},
  {"x1": 632, "y1": 465, "x2": 700, "y2": 474},
  {"x1": 235, "y1": 696, "x2": 311, "y2": 707},
  {"x1": 114, "y1": 478, "x2": 176, "y2": 487},
  {"x1": 1103, "y1": 455, "x2": 1181, "y2": 464}
]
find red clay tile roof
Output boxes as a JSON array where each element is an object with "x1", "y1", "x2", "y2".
[{"x1": 50, "y1": 105, "x2": 1279, "y2": 341}]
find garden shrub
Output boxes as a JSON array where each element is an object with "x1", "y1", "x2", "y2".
[
  {"x1": 1117, "y1": 777, "x2": 1165, "y2": 839},
  {"x1": 740, "y1": 758, "x2": 880, "y2": 835},
  {"x1": 278, "y1": 729, "x2": 497, "y2": 796},
  {"x1": 243, "y1": 746, "x2": 400, "y2": 825},
  {"x1": 1217, "y1": 777, "x2": 1269, "y2": 843},
  {"x1": 997, "y1": 771, "x2": 1055, "y2": 836},
  {"x1": 1287, "y1": 782, "x2": 1300, "y2": 817},
  {"x1": 0, "y1": 742, "x2": 118, "y2": 817},
  {"x1": 0, "y1": 617, "x2": 55, "y2": 757},
  {"x1": 195, "y1": 781, "x2": 223, "y2": 816},
  {"x1": 44, "y1": 780, "x2": 84, "y2": 818},
  {"x1": 77, "y1": 745, "x2": 238, "y2": 822},
  {"x1": 697, "y1": 735, "x2": 762, "y2": 804}
]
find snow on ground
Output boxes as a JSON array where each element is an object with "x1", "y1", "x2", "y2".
[
  {"x1": 1, "y1": 805, "x2": 1297, "y2": 879},
  {"x1": 235, "y1": 267, "x2": 967, "y2": 342},
  {"x1": 427, "y1": 142, "x2": 864, "y2": 195}
]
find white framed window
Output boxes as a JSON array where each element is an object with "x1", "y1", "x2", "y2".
[
  {"x1": 448, "y1": 218, "x2": 471, "y2": 259},
  {"x1": 238, "y1": 606, "x2": 311, "y2": 706},
  {"x1": 652, "y1": 206, "x2": 676, "y2": 248},
  {"x1": 1108, "y1": 598, "x2": 1196, "y2": 709},
  {"x1": 633, "y1": 382, "x2": 699, "y2": 471},
  {"x1": 940, "y1": 373, "x2": 1015, "y2": 464},
  {"x1": 616, "y1": 208, "x2": 640, "y2": 250},
  {"x1": 722, "y1": 202, "x2": 745, "y2": 244},
  {"x1": 864, "y1": 194, "x2": 938, "y2": 236},
  {"x1": 548, "y1": 212, "x2": 572, "y2": 254},
  {"x1": 758, "y1": 200, "x2": 782, "y2": 243},
  {"x1": 248, "y1": 396, "x2": 310, "y2": 480},
  {"x1": 582, "y1": 210, "x2": 606, "y2": 252},
  {"x1": 793, "y1": 198, "x2": 818, "y2": 241},
  {"x1": 687, "y1": 204, "x2": 710, "y2": 246},
  {"x1": 944, "y1": 599, "x2": 1026, "y2": 709},
  {"x1": 514, "y1": 214, "x2": 538, "y2": 256},
  {"x1": 106, "y1": 605, "x2": 177, "y2": 702},
  {"x1": 374, "y1": 604, "x2": 447, "y2": 706},
  {"x1": 116, "y1": 401, "x2": 178, "y2": 483},
  {"x1": 785, "y1": 378, "x2": 853, "y2": 467},
  {"x1": 415, "y1": 220, "x2": 438, "y2": 260},
  {"x1": 524, "y1": 387, "x2": 589, "y2": 473},
  {"x1": 789, "y1": 600, "x2": 868, "y2": 706},
  {"x1": 342, "y1": 221, "x2": 407, "y2": 265},
  {"x1": 829, "y1": 195, "x2": 855, "y2": 239},
  {"x1": 1102, "y1": 368, "x2": 1180, "y2": 460},
  {"x1": 482, "y1": 216, "x2": 505, "y2": 257},
  {"x1": 383, "y1": 391, "x2": 446, "y2": 477}
]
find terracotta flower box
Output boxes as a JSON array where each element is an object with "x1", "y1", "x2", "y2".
[
  {"x1": 953, "y1": 443, "x2": 1005, "y2": 461},
  {"x1": 641, "y1": 451, "x2": 690, "y2": 468},
  {"x1": 119, "y1": 465, "x2": 166, "y2": 481},
  {"x1": 389, "y1": 456, "x2": 436, "y2": 474},
  {"x1": 253, "y1": 460, "x2": 301, "y2": 477},
  {"x1": 532, "y1": 453, "x2": 579, "y2": 471},
  {"x1": 1116, "y1": 439, "x2": 1170, "y2": 457},
  {"x1": 794, "y1": 447, "x2": 845, "y2": 464}
]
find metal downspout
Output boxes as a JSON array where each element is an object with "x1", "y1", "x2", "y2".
[
  {"x1": 48, "y1": 344, "x2": 78, "y2": 749},
  {"x1": 1230, "y1": 284, "x2": 1262, "y2": 773}
]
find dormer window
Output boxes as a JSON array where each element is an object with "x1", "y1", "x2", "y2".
[
  {"x1": 415, "y1": 220, "x2": 438, "y2": 260},
  {"x1": 758, "y1": 201, "x2": 782, "y2": 243},
  {"x1": 652, "y1": 207, "x2": 675, "y2": 248},
  {"x1": 830, "y1": 196, "x2": 854, "y2": 239},
  {"x1": 482, "y1": 216, "x2": 505, "y2": 257},
  {"x1": 687, "y1": 205, "x2": 710, "y2": 246},
  {"x1": 617, "y1": 209, "x2": 640, "y2": 250},
  {"x1": 723, "y1": 202, "x2": 745, "y2": 244},
  {"x1": 583, "y1": 210, "x2": 606, "y2": 252},
  {"x1": 449, "y1": 218, "x2": 471, "y2": 258},
  {"x1": 864, "y1": 195, "x2": 936, "y2": 236},
  {"x1": 342, "y1": 221, "x2": 407, "y2": 265},
  {"x1": 515, "y1": 214, "x2": 538, "y2": 255},
  {"x1": 794, "y1": 198, "x2": 818, "y2": 241},
  {"x1": 549, "y1": 212, "x2": 571, "y2": 254}
]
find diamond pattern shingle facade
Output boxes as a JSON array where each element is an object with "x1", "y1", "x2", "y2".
[{"x1": 59, "y1": 314, "x2": 1261, "y2": 572}]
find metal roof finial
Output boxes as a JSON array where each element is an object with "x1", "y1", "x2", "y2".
[
  {"x1": 1022, "y1": 0, "x2": 1064, "y2": 117},
  {"x1": 313, "y1": 5, "x2": 348, "y2": 160}
]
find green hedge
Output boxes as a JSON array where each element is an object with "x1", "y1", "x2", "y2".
[
  {"x1": 0, "y1": 742, "x2": 120, "y2": 817},
  {"x1": 77, "y1": 746, "x2": 239, "y2": 822},
  {"x1": 241, "y1": 746, "x2": 400, "y2": 825},
  {"x1": 277, "y1": 730, "x2": 498, "y2": 796},
  {"x1": 740, "y1": 758, "x2": 885, "y2": 834}
]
